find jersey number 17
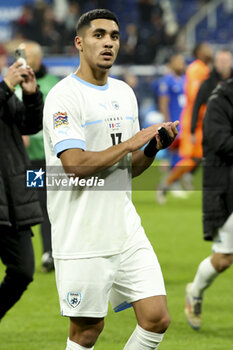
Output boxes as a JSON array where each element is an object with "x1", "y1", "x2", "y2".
[{"x1": 110, "y1": 133, "x2": 122, "y2": 145}]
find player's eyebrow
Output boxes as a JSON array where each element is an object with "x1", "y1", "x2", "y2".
[
  {"x1": 112, "y1": 30, "x2": 120, "y2": 36},
  {"x1": 92, "y1": 28, "x2": 120, "y2": 36}
]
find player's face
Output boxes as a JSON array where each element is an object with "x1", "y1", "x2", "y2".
[
  {"x1": 214, "y1": 52, "x2": 232, "y2": 77},
  {"x1": 171, "y1": 55, "x2": 186, "y2": 75},
  {"x1": 200, "y1": 43, "x2": 213, "y2": 64},
  {"x1": 76, "y1": 18, "x2": 120, "y2": 70}
]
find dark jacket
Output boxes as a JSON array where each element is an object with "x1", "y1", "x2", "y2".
[
  {"x1": 191, "y1": 68, "x2": 233, "y2": 134},
  {"x1": 202, "y1": 78, "x2": 233, "y2": 240},
  {"x1": 0, "y1": 80, "x2": 44, "y2": 228}
]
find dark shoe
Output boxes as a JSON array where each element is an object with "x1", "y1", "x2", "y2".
[{"x1": 41, "y1": 251, "x2": 54, "y2": 273}]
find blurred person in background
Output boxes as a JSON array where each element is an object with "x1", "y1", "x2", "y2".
[
  {"x1": 135, "y1": 0, "x2": 168, "y2": 64},
  {"x1": 39, "y1": 5, "x2": 64, "y2": 54},
  {"x1": 157, "y1": 42, "x2": 213, "y2": 193},
  {"x1": 191, "y1": 49, "x2": 233, "y2": 138},
  {"x1": 137, "y1": 0, "x2": 163, "y2": 24},
  {"x1": 117, "y1": 23, "x2": 139, "y2": 64},
  {"x1": 122, "y1": 71, "x2": 143, "y2": 112},
  {"x1": 156, "y1": 54, "x2": 186, "y2": 124},
  {"x1": 18, "y1": 41, "x2": 59, "y2": 273},
  {"x1": 63, "y1": 1, "x2": 81, "y2": 47},
  {"x1": 0, "y1": 58, "x2": 43, "y2": 321},
  {"x1": 152, "y1": 53, "x2": 186, "y2": 203},
  {"x1": 14, "y1": 4, "x2": 40, "y2": 42},
  {"x1": 185, "y1": 77, "x2": 233, "y2": 330},
  {"x1": 147, "y1": 11, "x2": 168, "y2": 63},
  {"x1": 13, "y1": 3, "x2": 64, "y2": 54}
]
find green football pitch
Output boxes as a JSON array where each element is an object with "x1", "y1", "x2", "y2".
[{"x1": 1, "y1": 167, "x2": 233, "y2": 349}]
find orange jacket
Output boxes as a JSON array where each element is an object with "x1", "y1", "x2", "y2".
[{"x1": 179, "y1": 59, "x2": 210, "y2": 158}]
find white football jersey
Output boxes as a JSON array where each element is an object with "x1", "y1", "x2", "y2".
[{"x1": 43, "y1": 74, "x2": 143, "y2": 258}]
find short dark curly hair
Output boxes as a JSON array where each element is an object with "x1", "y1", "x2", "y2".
[{"x1": 76, "y1": 9, "x2": 119, "y2": 34}]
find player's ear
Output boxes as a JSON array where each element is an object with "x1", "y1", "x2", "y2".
[{"x1": 74, "y1": 36, "x2": 83, "y2": 52}]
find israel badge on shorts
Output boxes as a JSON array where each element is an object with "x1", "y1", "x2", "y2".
[{"x1": 67, "y1": 292, "x2": 82, "y2": 308}]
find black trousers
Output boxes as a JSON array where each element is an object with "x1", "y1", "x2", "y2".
[{"x1": 0, "y1": 225, "x2": 35, "y2": 319}]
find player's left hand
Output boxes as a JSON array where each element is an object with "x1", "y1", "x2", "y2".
[
  {"x1": 155, "y1": 121, "x2": 179, "y2": 150},
  {"x1": 21, "y1": 66, "x2": 38, "y2": 95}
]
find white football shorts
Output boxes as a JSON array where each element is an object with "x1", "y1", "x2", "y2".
[
  {"x1": 54, "y1": 235, "x2": 166, "y2": 318},
  {"x1": 212, "y1": 212, "x2": 233, "y2": 254}
]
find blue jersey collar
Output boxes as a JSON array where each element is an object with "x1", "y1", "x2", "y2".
[{"x1": 71, "y1": 73, "x2": 109, "y2": 90}]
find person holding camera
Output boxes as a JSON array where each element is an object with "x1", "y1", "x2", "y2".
[
  {"x1": 16, "y1": 41, "x2": 59, "y2": 273},
  {"x1": 0, "y1": 58, "x2": 44, "y2": 321}
]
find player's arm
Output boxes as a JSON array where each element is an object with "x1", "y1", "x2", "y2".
[
  {"x1": 157, "y1": 78, "x2": 170, "y2": 122},
  {"x1": 131, "y1": 149, "x2": 156, "y2": 178},
  {"x1": 185, "y1": 64, "x2": 206, "y2": 105},
  {"x1": 132, "y1": 121, "x2": 179, "y2": 177},
  {"x1": 59, "y1": 123, "x2": 163, "y2": 178},
  {"x1": 158, "y1": 95, "x2": 170, "y2": 122},
  {"x1": 187, "y1": 78, "x2": 201, "y2": 103}
]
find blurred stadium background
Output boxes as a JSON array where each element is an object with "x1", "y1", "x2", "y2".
[
  {"x1": 1, "y1": 1, "x2": 233, "y2": 349},
  {"x1": 1, "y1": 0, "x2": 233, "y2": 131}
]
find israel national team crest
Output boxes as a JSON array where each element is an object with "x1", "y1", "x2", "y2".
[
  {"x1": 111, "y1": 100, "x2": 119, "y2": 110},
  {"x1": 67, "y1": 292, "x2": 82, "y2": 308}
]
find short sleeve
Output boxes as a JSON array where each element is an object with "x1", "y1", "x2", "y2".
[{"x1": 44, "y1": 90, "x2": 85, "y2": 157}]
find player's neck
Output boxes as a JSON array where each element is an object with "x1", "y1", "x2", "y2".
[
  {"x1": 75, "y1": 65, "x2": 109, "y2": 86},
  {"x1": 172, "y1": 70, "x2": 181, "y2": 78}
]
